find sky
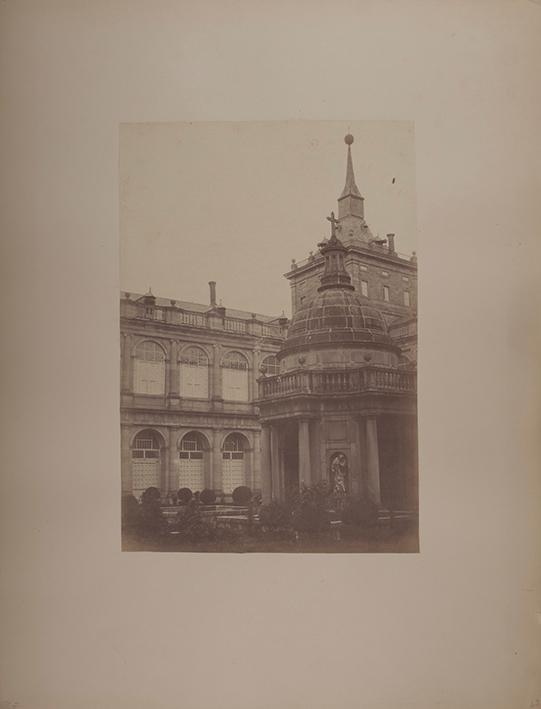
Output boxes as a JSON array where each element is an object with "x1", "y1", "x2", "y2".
[{"x1": 120, "y1": 121, "x2": 417, "y2": 317}]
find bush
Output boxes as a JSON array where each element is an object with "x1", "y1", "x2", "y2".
[
  {"x1": 258, "y1": 501, "x2": 292, "y2": 530},
  {"x1": 292, "y1": 505, "x2": 330, "y2": 533},
  {"x1": 200, "y1": 488, "x2": 216, "y2": 505},
  {"x1": 137, "y1": 491, "x2": 166, "y2": 537},
  {"x1": 176, "y1": 506, "x2": 216, "y2": 541},
  {"x1": 177, "y1": 487, "x2": 193, "y2": 505},
  {"x1": 232, "y1": 486, "x2": 252, "y2": 505},
  {"x1": 290, "y1": 482, "x2": 332, "y2": 533},
  {"x1": 341, "y1": 496, "x2": 379, "y2": 528}
]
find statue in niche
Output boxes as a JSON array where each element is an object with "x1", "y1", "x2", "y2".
[{"x1": 330, "y1": 453, "x2": 348, "y2": 500}]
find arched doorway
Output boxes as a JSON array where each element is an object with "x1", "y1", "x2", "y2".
[
  {"x1": 178, "y1": 432, "x2": 207, "y2": 493},
  {"x1": 222, "y1": 433, "x2": 249, "y2": 494},
  {"x1": 131, "y1": 429, "x2": 163, "y2": 498}
]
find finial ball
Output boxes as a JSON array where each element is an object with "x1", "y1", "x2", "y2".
[{"x1": 344, "y1": 134, "x2": 354, "y2": 145}]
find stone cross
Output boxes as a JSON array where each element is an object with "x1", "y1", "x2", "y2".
[{"x1": 326, "y1": 211, "x2": 339, "y2": 238}]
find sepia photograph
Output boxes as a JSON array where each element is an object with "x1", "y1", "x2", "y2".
[
  {"x1": 3, "y1": 1, "x2": 540, "y2": 707},
  {"x1": 120, "y1": 121, "x2": 419, "y2": 552}
]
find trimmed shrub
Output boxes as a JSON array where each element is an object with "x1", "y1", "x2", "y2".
[
  {"x1": 200, "y1": 488, "x2": 216, "y2": 505},
  {"x1": 177, "y1": 487, "x2": 193, "y2": 505},
  {"x1": 141, "y1": 486, "x2": 161, "y2": 504},
  {"x1": 232, "y1": 486, "x2": 252, "y2": 505},
  {"x1": 341, "y1": 496, "x2": 379, "y2": 528}
]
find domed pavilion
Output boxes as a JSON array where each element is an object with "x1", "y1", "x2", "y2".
[{"x1": 257, "y1": 142, "x2": 418, "y2": 511}]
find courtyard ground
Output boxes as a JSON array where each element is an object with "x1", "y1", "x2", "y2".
[{"x1": 122, "y1": 522, "x2": 419, "y2": 553}]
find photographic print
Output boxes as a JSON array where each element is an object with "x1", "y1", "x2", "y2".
[{"x1": 120, "y1": 121, "x2": 418, "y2": 552}]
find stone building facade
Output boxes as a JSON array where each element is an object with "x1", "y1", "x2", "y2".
[
  {"x1": 120, "y1": 134, "x2": 418, "y2": 509},
  {"x1": 120, "y1": 286, "x2": 287, "y2": 499}
]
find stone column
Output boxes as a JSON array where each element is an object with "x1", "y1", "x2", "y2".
[
  {"x1": 121, "y1": 334, "x2": 132, "y2": 393},
  {"x1": 169, "y1": 429, "x2": 179, "y2": 493},
  {"x1": 298, "y1": 419, "x2": 311, "y2": 488},
  {"x1": 128, "y1": 340, "x2": 135, "y2": 394},
  {"x1": 211, "y1": 429, "x2": 223, "y2": 493},
  {"x1": 349, "y1": 417, "x2": 363, "y2": 496},
  {"x1": 168, "y1": 340, "x2": 179, "y2": 402},
  {"x1": 121, "y1": 426, "x2": 133, "y2": 494},
  {"x1": 164, "y1": 355, "x2": 171, "y2": 397},
  {"x1": 319, "y1": 420, "x2": 327, "y2": 483},
  {"x1": 211, "y1": 344, "x2": 222, "y2": 401},
  {"x1": 260, "y1": 426, "x2": 272, "y2": 502},
  {"x1": 161, "y1": 444, "x2": 169, "y2": 494},
  {"x1": 251, "y1": 348, "x2": 260, "y2": 401},
  {"x1": 270, "y1": 425, "x2": 281, "y2": 501},
  {"x1": 250, "y1": 429, "x2": 260, "y2": 491},
  {"x1": 365, "y1": 417, "x2": 381, "y2": 505}
]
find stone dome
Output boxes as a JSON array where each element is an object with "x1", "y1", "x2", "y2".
[{"x1": 282, "y1": 289, "x2": 393, "y2": 353}]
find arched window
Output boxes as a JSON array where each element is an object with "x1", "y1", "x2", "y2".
[
  {"x1": 179, "y1": 346, "x2": 209, "y2": 399},
  {"x1": 131, "y1": 430, "x2": 162, "y2": 497},
  {"x1": 222, "y1": 351, "x2": 249, "y2": 401},
  {"x1": 222, "y1": 433, "x2": 248, "y2": 494},
  {"x1": 178, "y1": 432, "x2": 206, "y2": 492},
  {"x1": 134, "y1": 341, "x2": 165, "y2": 395},
  {"x1": 261, "y1": 354, "x2": 279, "y2": 376}
]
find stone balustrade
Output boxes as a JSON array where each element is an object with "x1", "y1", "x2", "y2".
[
  {"x1": 258, "y1": 365, "x2": 416, "y2": 399},
  {"x1": 120, "y1": 298, "x2": 285, "y2": 339}
]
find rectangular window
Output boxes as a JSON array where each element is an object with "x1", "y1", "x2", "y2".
[
  {"x1": 383, "y1": 285, "x2": 390, "y2": 302},
  {"x1": 404, "y1": 291, "x2": 411, "y2": 306},
  {"x1": 361, "y1": 280, "x2": 368, "y2": 297}
]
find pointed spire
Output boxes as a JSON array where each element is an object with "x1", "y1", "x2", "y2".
[
  {"x1": 337, "y1": 135, "x2": 365, "y2": 224},
  {"x1": 340, "y1": 134, "x2": 362, "y2": 199}
]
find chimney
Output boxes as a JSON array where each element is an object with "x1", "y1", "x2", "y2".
[
  {"x1": 387, "y1": 233, "x2": 396, "y2": 255},
  {"x1": 209, "y1": 281, "x2": 217, "y2": 306}
]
